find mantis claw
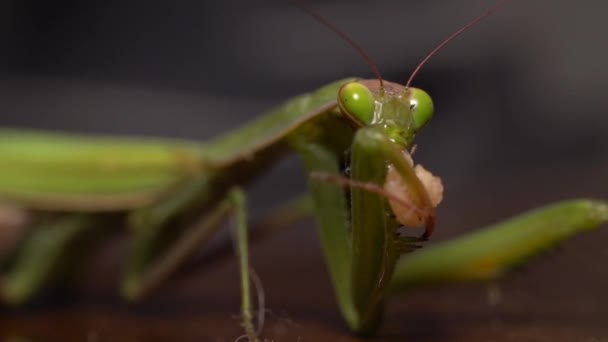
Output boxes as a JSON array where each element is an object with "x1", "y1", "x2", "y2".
[{"x1": 422, "y1": 214, "x2": 436, "y2": 240}]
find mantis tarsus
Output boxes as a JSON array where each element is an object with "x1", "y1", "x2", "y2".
[{"x1": 0, "y1": 1, "x2": 607, "y2": 340}]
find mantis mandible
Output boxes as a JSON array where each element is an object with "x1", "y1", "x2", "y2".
[{"x1": 0, "y1": 1, "x2": 606, "y2": 340}]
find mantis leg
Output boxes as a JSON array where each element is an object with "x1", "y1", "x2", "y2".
[
  {"x1": 252, "y1": 194, "x2": 313, "y2": 237},
  {"x1": 389, "y1": 199, "x2": 608, "y2": 293},
  {"x1": 122, "y1": 175, "x2": 233, "y2": 299},
  {"x1": 0, "y1": 205, "x2": 30, "y2": 261},
  {"x1": 229, "y1": 188, "x2": 260, "y2": 342},
  {"x1": 0, "y1": 214, "x2": 118, "y2": 304},
  {"x1": 186, "y1": 194, "x2": 314, "y2": 271},
  {"x1": 122, "y1": 199, "x2": 233, "y2": 299},
  {"x1": 122, "y1": 182, "x2": 260, "y2": 340}
]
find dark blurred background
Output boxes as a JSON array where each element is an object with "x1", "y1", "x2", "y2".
[{"x1": 0, "y1": 0, "x2": 607, "y2": 341}]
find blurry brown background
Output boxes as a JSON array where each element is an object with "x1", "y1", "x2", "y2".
[{"x1": 0, "y1": 0, "x2": 607, "y2": 341}]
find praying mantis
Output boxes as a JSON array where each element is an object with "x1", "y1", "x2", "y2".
[{"x1": 0, "y1": 1, "x2": 607, "y2": 341}]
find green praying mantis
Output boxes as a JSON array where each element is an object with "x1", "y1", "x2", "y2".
[{"x1": 0, "y1": 1, "x2": 607, "y2": 340}]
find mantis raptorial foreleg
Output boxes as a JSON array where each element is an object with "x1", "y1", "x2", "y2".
[
  {"x1": 348, "y1": 126, "x2": 437, "y2": 333},
  {"x1": 289, "y1": 125, "x2": 439, "y2": 334},
  {"x1": 291, "y1": 137, "x2": 357, "y2": 327}
]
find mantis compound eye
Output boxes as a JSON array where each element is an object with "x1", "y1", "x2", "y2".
[
  {"x1": 407, "y1": 87, "x2": 434, "y2": 131},
  {"x1": 338, "y1": 82, "x2": 375, "y2": 126}
]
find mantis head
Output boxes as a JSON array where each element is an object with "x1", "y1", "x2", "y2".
[
  {"x1": 338, "y1": 80, "x2": 434, "y2": 147},
  {"x1": 301, "y1": 0, "x2": 510, "y2": 148}
]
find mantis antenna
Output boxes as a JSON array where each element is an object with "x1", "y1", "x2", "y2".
[
  {"x1": 298, "y1": 0, "x2": 511, "y2": 90},
  {"x1": 296, "y1": 1, "x2": 385, "y2": 88},
  {"x1": 404, "y1": 0, "x2": 513, "y2": 89}
]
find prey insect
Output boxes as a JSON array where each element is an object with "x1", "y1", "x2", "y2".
[{"x1": 0, "y1": 1, "x2": 606, "y2": 340}]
